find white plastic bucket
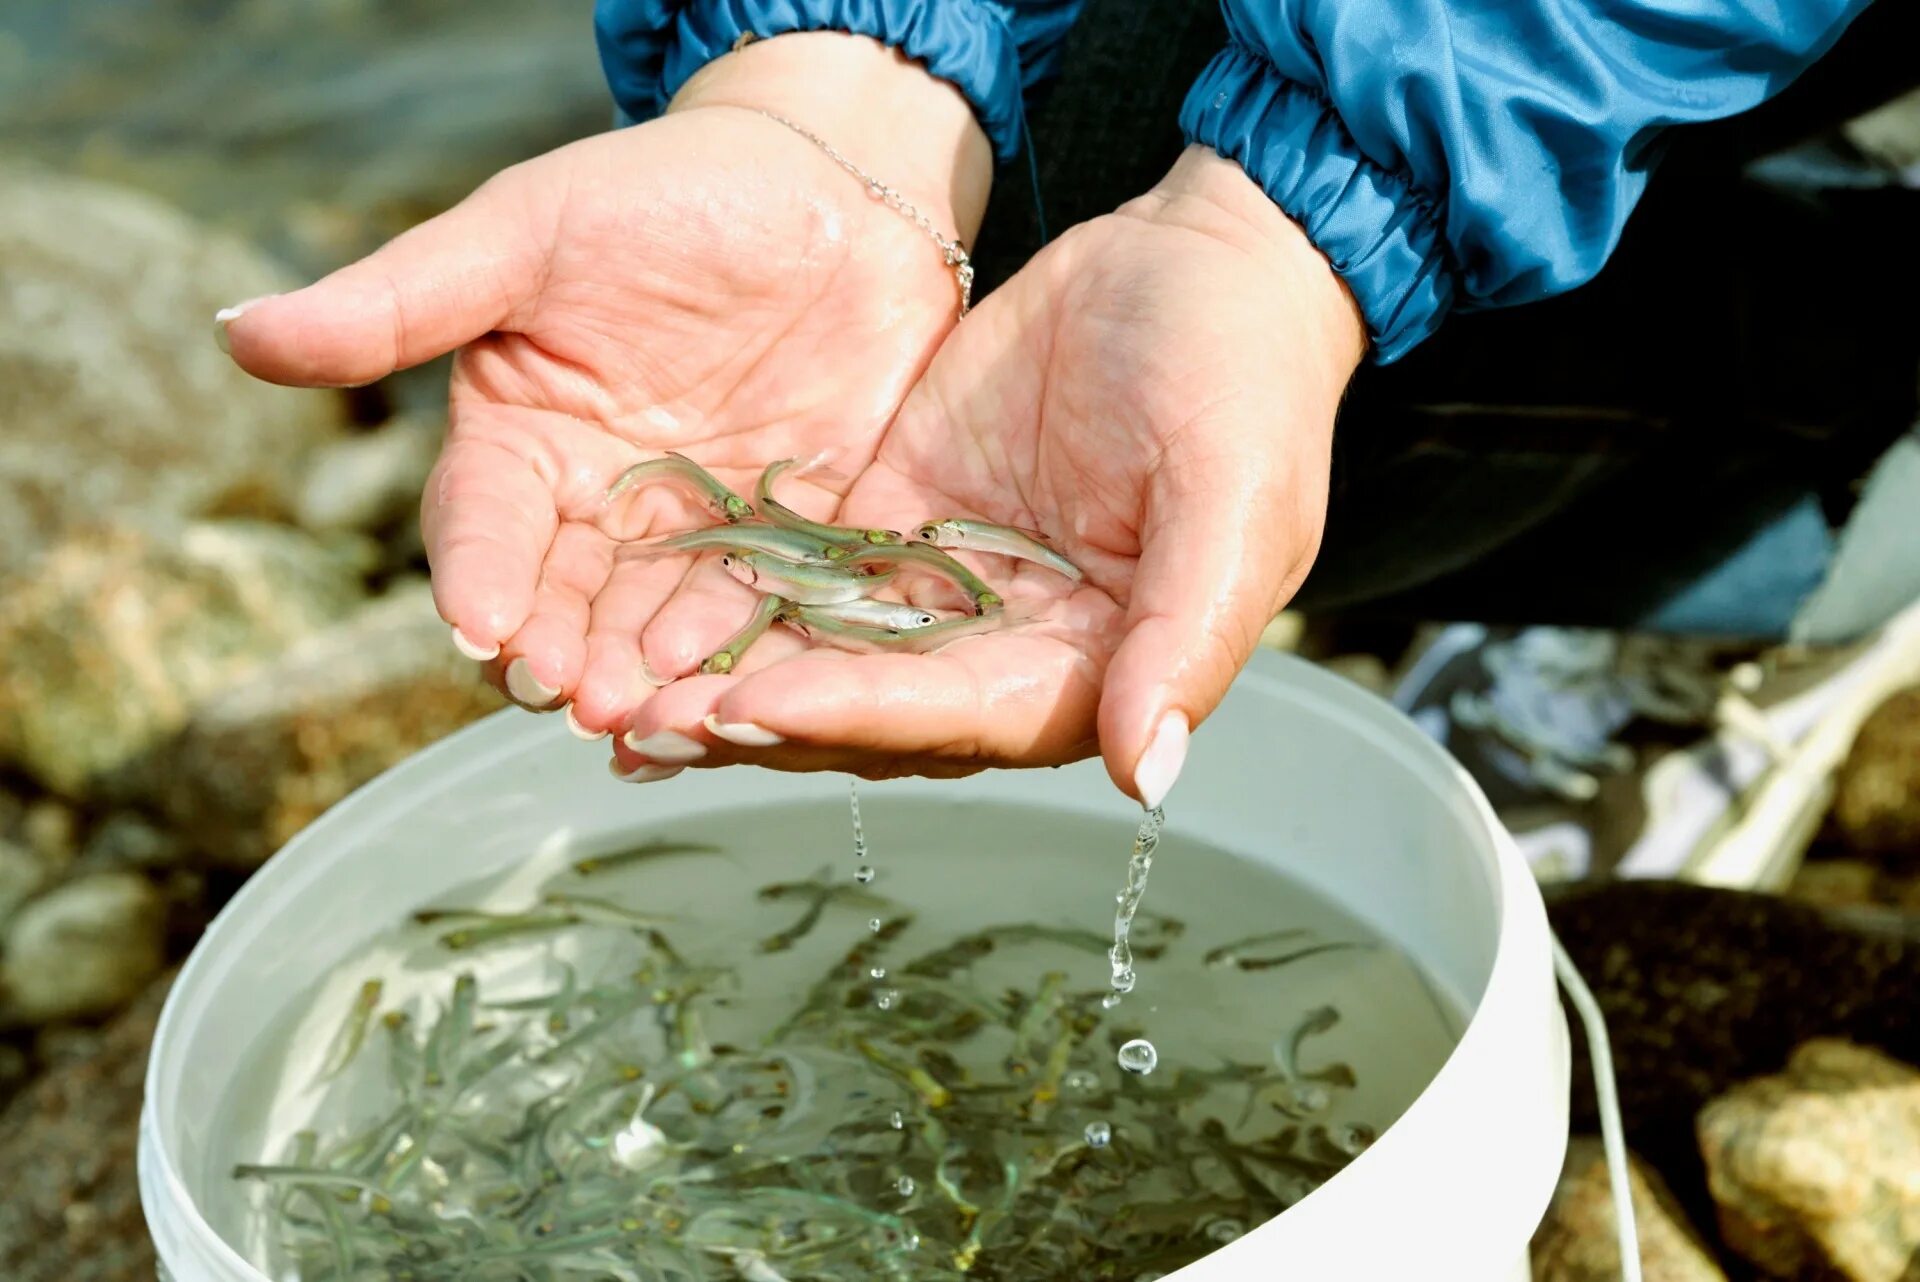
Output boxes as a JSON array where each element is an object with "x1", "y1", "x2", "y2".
[{"x1": 141, "y1": 651, "x2": 1569, "y2": 1280}]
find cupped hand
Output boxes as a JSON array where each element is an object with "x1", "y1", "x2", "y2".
[
  {"x1": 612, "y1": 146, "x2": 1366, "y2": 803},
  {"x1": 218, "y1": 33, "x2": 990, "y2": 734}
]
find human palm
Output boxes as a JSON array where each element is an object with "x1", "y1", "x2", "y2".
[
  {"x1": 225, "y1": 104, "x2": 968, "y2": 730},
  {"x1": 615, "y1": 157, "x2": 1366, "y2": 797}
]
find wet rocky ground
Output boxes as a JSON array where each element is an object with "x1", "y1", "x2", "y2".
[{"x1": 2, "y1": 3, "x2": 1919, "y2": 1279}]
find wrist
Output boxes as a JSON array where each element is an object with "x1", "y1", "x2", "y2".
[
  {"x1": 1130, "y1": 146, "x2": 1367, "y2": 381},
  {"x1": 670, "y1": 32, "x2": 992, "y2": 243}
]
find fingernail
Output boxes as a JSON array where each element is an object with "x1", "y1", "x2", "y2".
[
  {"x1": 566, "y1": 704, "x2": 608, "y2": 741},
  {"x1": 212, "y1": 295, "x2": 273, "y2": 355},
  {"x1": 703, "y1": 714, "x2": 783, "y2": 747},
  {"x1": 451, "y1": 627, "x2": 499, "y2": 662},
  {"x1": 505, "y1": 658, "x2": 562, "y2": 710},
  {"x1": 1133, "y1": 710, "x2": 1190, "y2": 812},
  {"x1": 608, "y1": 758, "x2": 685, "y2": 784},
  {"x1": 621, "y1": 729, "x2": 706, "y2": 763}
]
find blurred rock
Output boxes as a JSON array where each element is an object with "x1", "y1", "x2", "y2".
[
  {"x1": 1532, "y1": 1137, "x2": 1726, "y2": 1282},
  {"x1": 0, "y1": 969, "x2": 169, "y2": 1282},
  {"x1": 0, "y1": 166, "x2": 348, "y2": 578},
  {"x1": 1547, "y1": 882, "x2": 1920, "y2": 1245},
  {"x1": 76, "y1": 813, "x2": 187, "y2": 872},
  {"x1": 132, "y1": 580, "x2": 504, "y2": 867},
  {"x1": 20, "y1": 798, "x2": 77, "y2": 867},
  {"x1": 0, "y1": 521, "x2": 366, "y2": 795},
  {"x1": 0, "y1": 0, "x2": 609, "y2": 278},
  {"x1": 294, "y1": 412, "x2": 442, "y2": 534},
  {"x1": 0, "y1": 839, "x2": 50, "y2": 930},
  {"x1": 1698, "y1": 1039, "x2": 1920, "y2": 1281},
  {"x1": 1786, "y1": 857, "x2": 1884, "y2": 911},
  {"x1": 0, "y1": 873, "x2": 166, "y2": 1027},
  {"x1": 1833, "y1": 687, "x2": 1920, "y2": 857}
]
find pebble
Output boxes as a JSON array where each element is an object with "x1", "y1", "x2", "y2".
[{"x1": 0, "y1": 873, "x2": 166, "y2": 1027}]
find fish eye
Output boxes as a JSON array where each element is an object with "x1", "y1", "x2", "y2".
[
  {"x1": 914, "y1": 524, "x2": 938, "y2": 541},
  {"x1": 720, "y1": 554, "x2": 733, "y2": 568},
  {"x1": 915, "y1": 613, "x2": 936, "y2": 626}
]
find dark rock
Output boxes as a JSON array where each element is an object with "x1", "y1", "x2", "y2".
[
  {"x1": 1698, "y1": 1039, "x2": 1920, "y2": 1280},
  {"x1": 1532, "y1": 1136, "x2": 1727, "y2": 1282},
  {"x1": 0, "y1": 970, "x2": 170, "y2": 1282}
]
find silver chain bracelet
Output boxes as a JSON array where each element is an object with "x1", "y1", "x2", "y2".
[{"x1": 752, "y1": 108, "x2": 974, "y2": 317}]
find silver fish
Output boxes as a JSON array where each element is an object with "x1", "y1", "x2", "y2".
[
  {"x1": 805, "y1": 599, "x2": 945, "y2": 630},
  {"x1": 912, "y1": 519, "x2": 1083, "y2": 582},
  {"x1": 721, "y1": 551, "x2": 892, "y2": 606}
]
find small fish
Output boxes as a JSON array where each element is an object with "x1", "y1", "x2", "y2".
[
  {"x1": 315, "y1": 979, "x2": 383, "y2": 1082},
  {"x1": 700, "y1": 594, "x2": 792, "y2": 674},
  {"x1": 540, "y1": 892, "x2": 681, "y2": 930},
  {"x1": 622, "y1": 523, "x2": 838, "y2": 565},
  {"x1": 784, "y1": 605, "x2": 1029, "y2": 654},
  {"x1": 913, "y1": 518, "x2": 1083, "y2": 582},
  {"x1": 754, "y1": 458, "x2": 900, "y2": 547},
  {"x1": 422, "y1": 910, "x2": 581, "y2": 951},
  {"x1": 1202, "y1": 928, "x2": 1309, "y2": 968},
  {"x1": 607, "y1": 453, "x2": 754, "y2": 523},
  {"x1": 571, "y1": 838, "x2": 723, "y2": 875},
  {"x1": 720, "y1": 551, "x2": 891, "y2": 606},
  {"x1": 830, "y1": 542, "x2": 1004, "y2": 615},
  {"x1": 422, "y1": 973, "x2": 479, "y2": 1088},
  {"x1": 804, "y1": 598, "x2": 945, "y2": 630}
]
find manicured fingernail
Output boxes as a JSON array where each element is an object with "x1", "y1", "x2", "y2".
[
  {"x1": 566, "y1": 704, "x2": 608, "y2": 741},
  {"x1": 703, "y1": 714, "x2": 783, "y2": 747},
  {"x1": 621, "y1": 729, "x2": 706, "y2": 763},
  {"x1": 608, "y1": 759, "x2": 684, "y2": 784},
  {"x1": 212, "y1": 295, "x2": 273, "y2": 354},
  {"x1": 505, "y1": 658, "x2": 562, "y2": 710},
  {"x1": 451, "y1": 627, "x2": 499, "y2": 662},
  {"x1": 1133, "y1": 710, "x2": 1189, "y2": 812}
]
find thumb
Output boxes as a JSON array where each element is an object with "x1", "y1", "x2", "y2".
[
  {"x1": 1096, "y1": 423, "x2": 1327, "y2": 811},
  {"x1": 215, "y1": 167, "x2": 551, "y2": 388}
]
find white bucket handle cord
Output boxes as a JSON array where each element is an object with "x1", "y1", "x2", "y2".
[{"x1": 1551, "y1": 932, "x2": 1644, "y2": 1282}]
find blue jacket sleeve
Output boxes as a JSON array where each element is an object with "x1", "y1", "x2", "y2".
[
  {"x1": 595, "y1": 0, "x2": 1085, "y2": 162},
  {"x1": 1180, "y1": 0, "x2": 1877, "y2": 361}
]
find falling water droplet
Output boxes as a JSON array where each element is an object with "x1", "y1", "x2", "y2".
[
  {"x1": 1100, "y1": 993, "x2": 1123, "y2": 1010},
  {"x1": 1117, "y1": 1038, "x2": 1158, "y2": 1075},
  {"x1": 854, "y1": 865, "x2": 875, "y2": 884},
  {"x1": 895, "y1": 1175, "x2": 916, "y2": 1197},
  {"x1": 848, "y1": 780, "x2": 867, "y2": 863},
  {"x1": 1063, "y1": 1069, "x2": 1100, "y2": 1096},
  {"x1": 1083, "y1": 1120, "x2": 1112, "y2": 1148},
  {"x1": 867, "y1": 917, "x2": 883, "y2": 934},
  {"x1": 1204, "y1": 1218, "x2": 1245, "y2": 1245},
  {"x1": 1106, "y1": 807, "x2": 1164, "y2": 1006},
  {"x1": 868, "y1": 966, "x2": 887, "y2": 980},
  {"x1": 874, "y1": 988, "x2": 899, "y2": 1011},
  {"x1": 889, "y1": 1110, "x2": 904, "y2": 1130}
]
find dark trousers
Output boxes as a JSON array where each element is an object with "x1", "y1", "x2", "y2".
[{"x1": 973, "y1": 0, "x2": 1920, "y2": 638}]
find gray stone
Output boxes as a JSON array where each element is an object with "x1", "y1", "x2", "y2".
[
  {"x1": 0, "y1": 520, "x2": 366, "y2": 795},
  {"x1": 1698, "y1": 1038, "x2": 1920, "y2": 1281},
  {"x1": 0, "y1": 165, "x2": 348, "y2": 580},
  {"x1": 0, "y1": 873, "x2": 166, "y2": 1027},
  {"x1": 1531, "y1": 1137, "x2": 1727, "y2": 1282},
  {"x1": 76, "y1": 813, "x2": 186, "y2": 872},
  {"x1": 294, "y1": 412, "x2": 442, "y2": 534},
  {"x1": 132, "y1": 580, "x2": 503, "y2": 867}
]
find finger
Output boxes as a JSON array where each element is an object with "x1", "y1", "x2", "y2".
[
  {"x1": 608, "y1": 649, "x2": 1012, "y2": 780},
  {"x1": 705, "y1": 638, "x2": 1106, "y2": 767},
  {"x1": 421, "y1": 423, "x2": 559, "y2": 654},
  {"x1": 217, "y1": 167, "x2": 548, "y2": 388},
  {"x1": 1096, "y1": 426, "x2": 1324, "y2": 810},
  {"x1": 570, "y1": 552, "x2": 697, "y2": 737},
  {"x1": 638, "y1": 558, "x2": 765, "y2": 682},
  {"x1": 496, "y1": 522, "x2": 614, "y2": 710}
]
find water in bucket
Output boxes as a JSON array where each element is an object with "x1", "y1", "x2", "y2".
[{"x1": 203, "y1": 796, "x2": 1460, "y2": 1280}]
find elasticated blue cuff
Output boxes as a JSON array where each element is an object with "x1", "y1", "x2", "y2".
[
  {"x1": 1180, "y1": 44, "x2": 1456, "y2": 364},
  {"x1": 596, "y1": 0, "x2": 1028, "y2": 163}
]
